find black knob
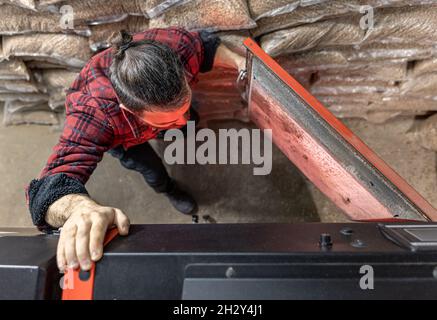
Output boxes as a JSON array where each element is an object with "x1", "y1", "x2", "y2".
[{"x1": 319, "y1": 233, "x2": 333, "y2": 247}]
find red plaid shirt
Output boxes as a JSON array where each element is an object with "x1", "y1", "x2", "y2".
[{"x1": 38, "y1": 28, "x2": 206, "y2": 185}]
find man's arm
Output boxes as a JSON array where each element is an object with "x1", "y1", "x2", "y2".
[
  {"x1": 27, "y1": 102, "x2": 129, "y2": 272},
  {"x1": 27, "y1": 102, "x2": 112, "y2": 229}
]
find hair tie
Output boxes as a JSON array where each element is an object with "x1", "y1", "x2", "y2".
[{"x1": 120, "y1": 41, "x2": 134, "y2": 52}]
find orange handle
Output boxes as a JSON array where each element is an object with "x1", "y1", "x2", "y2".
[{"x1": 62, "y1": 228, "x2": 119, "y2": 300}]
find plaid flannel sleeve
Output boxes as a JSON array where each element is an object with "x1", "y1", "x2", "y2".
[{"x1": 26, "y1": 103, "x2": 114, "y2": 231}]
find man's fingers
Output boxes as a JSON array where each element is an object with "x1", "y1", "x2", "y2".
[
  {"x1": 75, "y1": 220, "x2": 92, "y2": 270},
  {"x1": 89, "y1": 218, "x2": 108, "y2": 262},
  {"x1": 63, "y1": 226, "x2": 79, "y2": 269},
  {"x1": 55, "y1": 206, "x2": 129, "y2": 269},
  {"x1": 114, "y1": 208, "x2": 130, "y2": 236},
  {"x1": 56, "y1": 237, "x2": 66, "y2": 272}
]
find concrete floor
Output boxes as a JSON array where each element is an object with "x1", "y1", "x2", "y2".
[{"x1": 1, "y1": 107, "x2": 436, "y2": 228}]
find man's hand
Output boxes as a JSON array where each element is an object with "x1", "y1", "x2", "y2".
[{"x1": 46, "y1": 194, "x2": 130, "y2": 272}]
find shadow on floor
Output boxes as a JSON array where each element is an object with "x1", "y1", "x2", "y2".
[{"x1": 153, "y1": 120, "x2": 320, "y2": 223}]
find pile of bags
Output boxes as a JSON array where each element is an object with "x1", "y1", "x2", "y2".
[
  {"x1": 1, "y1": 0, "x2": 437, "y2": 137},
  {"x1": 0, "y1": 0, "x2": 253, "y2": 127},
  {"x1": 254, "y1": 0, "x2": 437, "y2": 124}
]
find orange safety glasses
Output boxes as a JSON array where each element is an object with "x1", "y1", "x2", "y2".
[{"x1": 120, "y1": 94, "x2": 192, "y2": 129}]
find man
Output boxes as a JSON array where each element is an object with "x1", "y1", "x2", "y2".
[{"x1": 26, "y1": 28, "x2": 245, "y2": 272}]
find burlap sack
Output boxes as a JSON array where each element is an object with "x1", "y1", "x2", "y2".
[
  {"x1": 0, "y1": 92, "x2": 48, "y2": 101},
  {"x1": 413, "y1": 58, "x2": 437, "y2": 77},
  {"x1": 277, "y1": 43, "x2": 436, "y2": 72},
  {"x1": 334, "y1": 109, "x2": 425, "y2": 123},
  {"x1": 278, "y1": 50, "x2": 349, "y2": 71},
  {"x1": 289, "y1": 63, "x2": 401, "y2": 85},
  {"x1": 0, "y1": 4, "x2": 57, "y2": 35},
  {"x1": 50, "y1": 0, "x2": 129, "y2": 26},
  {"x1": 364, "y1": 5, "x2": 437, "y2": 45},
  {"x1": 248, "y1": 0, "x2": 331, "y2": 21},
  {"x1": 40, "y1": 69, "x2": 78, "y2": 90},
  {"x1": 89, "y1": 21, "x2": 131, "y2": 47},
  {"x1": 0, "y1": 59, "x2": 30, "y2": 80},
  {"x1": 133, "y1": 0, "x2": 188, "y2": 19},
  {"x1": 0, "y1": 4, "x2": 90, "y2": 36},
  {"x1": 320, "y1": 96, "x2": 437, "y2": 112},
  {"x1": 261, "y1": 5, "x2": 437, "y2": 56},
  {"x1": 125, "y1": 15, "x2": 151, "y2": 32},
  {"x1": 253, "y1": 0, "x2": 359, "y2": 37},
  {"x1": 368, "y1": 99, "x2": 437, "y2": 112},
  {"x1": 262, "y1": 15, "x2": 366, "y2": 56},
  {"x1": 318, "y1": 95, "x2": 370, "y2": 108},
  {"x1": 318, "y1": 95, "x2": 430, "y2": 123},
  {"x1": 2, "y1": 0, "x2": 36, "y2": 10},
  {"x1": 311, "y1": 80, "x2": 400, "y2": 96},
  {"x1": 0, "y1": 4, "x2": 61, "y2": 35},
  {"x1": 316, "y1": 63, "x2": 407, "y2": 82},
  {"x1": 3, "y1": 100, "x2": 59, "y2": 126},
  {"x1": 344, "y1": 43, "x2": 437, "y2": 63},
  {"x1": 408, "y1": 113, "x2": 437, "y2": 151},
  {"x1": 0, "y1": 41, "x2": 4, "y2": 62},
  {"x1": 37, "y1": 0, "x2": 63, "y2": 6},
  {"x1": 48, "y1": 89, "x2": 65, "y2": 110},
  {"x1": 31, "y1": 69, "x2": 79, "y2": 110},
  {"x1": 401, "y1": 73, "x2": 437, "y2": 97},
  {"x1": 26, "y1": 60, "x2": 79, "y2": 70},
  {"x1": 3, "y1": 108, "x2": 60, "y2": 125},
  {"x1": 6, "y1": 98, "x2": 49, "y2": 113},
  {"x1": 0, "y1": 79, "x2": 39, "y2": 93},
  {"x1": 148, "y1": 0, "x2": 256, "y2": 32},
  {"x1": 216, "y1": 30, "x2": 249, "y2": 56},
  {"x1": 253, "y1": 0, "x2": 437, "y2": 37},
  {"x1": 249, "y1": 0, "x2": 300, "y2": 21},
  {"x1": 3, "y1": 33, "x2": 93, "y2": 68},
  {"x1": 43, "y1": 0, "x2": 186, "y2": 22},
  {"x1": 89, "y1": 16, "x2": 149, "y2": 52}
]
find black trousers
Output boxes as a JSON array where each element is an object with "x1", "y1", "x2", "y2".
[
  {"x1": 108, "y1": 106, "x2": 199, "y2": 193},
  {"x1": 108, "y1": 142, "x2": 171, "y2": 193}
]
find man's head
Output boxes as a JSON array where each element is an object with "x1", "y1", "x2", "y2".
[{"x1": 110, "y1": 30, "x2": 191, "y2": 128}]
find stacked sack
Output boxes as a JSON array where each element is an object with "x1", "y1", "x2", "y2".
[
  {"x1": 0, "y1": 1, "x2": 91, "y2": 126},
  {"x1": 145, "y1": 0, "x2": 254, "y2": 127},
  {"x1": 0, "y1": 0, "x2": 254, "y2": 127},
  {"x1": 2, "y1": 0, "x2": 437, "y2": 129},
  {"x1": 253, "y1": 0, "x2": 437, "y2": 123}
]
